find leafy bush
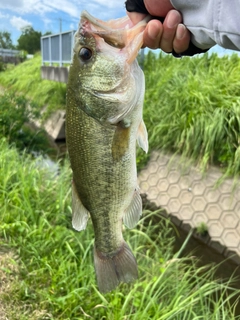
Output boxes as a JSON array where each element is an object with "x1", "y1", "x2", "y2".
[{"x1": 0, "y1": 91, "x2": 49, "y2": 152}]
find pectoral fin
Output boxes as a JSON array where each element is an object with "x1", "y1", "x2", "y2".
[
  {"x1": 123, "y1": 188, "x2": 142, "y2": 229},
  {"x1": 112, "y1": 123, "x2": 131, "y2": 161},
  {"x1": 72, "y1": 182, "x2": 89, "y2": 231},
  {"x1": 137, "y1": 120, "x2": 148, "y2": 153}
]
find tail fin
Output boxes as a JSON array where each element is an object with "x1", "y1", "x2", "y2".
[{"x1": 93, "y1": 241, "x2": 138, "y2": 293}]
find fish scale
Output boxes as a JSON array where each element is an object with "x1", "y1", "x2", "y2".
[
  {"x1": 68, "y1": 99, "x2": 130, "y2": 250},
  {"x1": 66, "y1": 10, "x2": 149, "y2": 293}
]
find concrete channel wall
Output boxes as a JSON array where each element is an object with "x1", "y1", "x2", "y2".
[
  {"x1": 138, "y1": 152, "x2": 240, "y2": 264},
  {"x1": 41, "y1": 66, "x2": 69, "y2": 83},
  {"x1": 33, "y1": 109, "x2": 66, "y2": 141}
]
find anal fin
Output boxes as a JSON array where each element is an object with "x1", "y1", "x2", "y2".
[
  {"x1": 72, "y1": 182, "x2": 89, "y2": 231},
  {"x1": 123, "y1": 188, "x2": 142, "y2": 229}
]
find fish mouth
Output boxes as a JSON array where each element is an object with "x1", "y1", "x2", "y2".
[{"x1": 80, "y1": 10, "x2": 150, "y2": 63}]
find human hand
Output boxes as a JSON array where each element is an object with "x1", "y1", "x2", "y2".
[{"x1": 126, "y1": 0, "x2": 190, "y2": 54}]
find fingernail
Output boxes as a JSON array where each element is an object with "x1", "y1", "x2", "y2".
[
  {"x1": 167, "y1": 11, "x2": 181, "y2": 28},
  {"x1": 148, "y1": 23, "x2": 160, "y2": 40},
  {"x1": 176, "y1": 24, "x2": 186, "y2": 40}
]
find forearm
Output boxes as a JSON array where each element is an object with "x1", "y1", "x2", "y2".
[{"x1": 170, "y1": 0, "x2": 240, "y2": 51}]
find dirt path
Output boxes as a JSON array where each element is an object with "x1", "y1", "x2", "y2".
[
  {"x1": 0, "y1": 85, "x2": 5, "y2": 95},
  {"x1": 0, "y1": 249, "x2": 18, "y2": 320}
]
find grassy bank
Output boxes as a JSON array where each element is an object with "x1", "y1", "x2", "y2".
[
  {"x1": 1, "y1": 51, "x2": 240, "y2": 175},
  {"x1": 0, "y1": 91, "x2": 52, "y2": 153},
  {"x1": 0, "y1": 54, "x2": 66, "y2": 117},
  {"x1": 0, "y1": 138, "x2": 239, "y2": 319},
  {"x1": 140, "y1": 52, "x2": 240, "y2": 176}
]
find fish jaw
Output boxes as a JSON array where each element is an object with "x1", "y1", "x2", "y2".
[
  {"x1": 79, "y1": 10, "x2": 150, "y2": 64},
  {"x1": 70, "y1": 11, "x2": 147, "y2": 127}
]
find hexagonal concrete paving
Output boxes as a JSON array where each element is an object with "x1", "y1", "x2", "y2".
[{"x1": 138, "y1": 152, "x2": 240, "y2": 264}]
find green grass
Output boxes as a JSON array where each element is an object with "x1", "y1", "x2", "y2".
[
  {"x1": 139, "y1": 52, "x2": 240, "y2": 176},
  {"x1": 0, "y1": 53, "x2": 66, "y2": 118},
  {"x1": 1, "y1": 51, "x2": 240, "y2": 176},
  {"x1": 0, "y1": 91, "x2": 51, "y2": 153},
  {"x1": 1, "y1": 138, "x2": 239, "y2": 319}
]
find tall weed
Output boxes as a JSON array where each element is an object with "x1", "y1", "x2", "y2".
[
  {"x1": 0, "y1": 139, "x2": 239, "y2": 319},
  {"x1": 0, "y1": 91, "x2": 49, "y2": 152},
  {"x1": 140, "y1": 52, "x2": 240, "y2": 176},
  {"x1": 0, "y1": 53, "x2": 66, "y2": 117},
  {"x1": 1, "y1": 51, "x2": 239, "y2": 175}
]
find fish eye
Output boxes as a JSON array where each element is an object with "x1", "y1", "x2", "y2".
[{"x1": 79, "y1": 47, "x2": 92, "y2": 61}]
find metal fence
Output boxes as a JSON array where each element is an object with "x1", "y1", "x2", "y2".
[
  {"x1": 41, "y1": 30, "x2": 75, "y2": 66},
  {"x1": 0, "y1": 48, "x2": 20, "y2": 57},
  {"x1": 0, "y1": 48, "x2": 21, "y2": 63}
]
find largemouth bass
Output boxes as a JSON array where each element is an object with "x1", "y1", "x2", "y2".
[{"x1": 66, "y1": 11, "x2": 149, "y2": 293}]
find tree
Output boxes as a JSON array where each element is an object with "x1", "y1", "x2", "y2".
[
  {"x1": 43, "y1": 31, "x2": 52, "y2": 36},
  {"x1": 17, "y1": 26, "x2": 42, "y2": 54},
  {"x1": 0, "y1": 31, "x2": 14, "y2": 49}
]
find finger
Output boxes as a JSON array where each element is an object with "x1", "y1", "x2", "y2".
[
  {"x1": 143, "y1": 19, "x2": 163, "y2": 49},
  {"x1": 144, "y1": 0, "x2": 174, "y2": 17},
  {"x1": 173, "y1": 24, "x2": 191, "y2": 53},
  {"x1": 127, "y1": 11, "x2": 147, "y2": 25},
  {"x1": 160, "y1": 10, "x2": 182, "y2": 52}
]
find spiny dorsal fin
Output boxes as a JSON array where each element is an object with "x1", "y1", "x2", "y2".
[
  {"x1": 123, "y1": 188, "x2": 142, "y2": 229},
  {"x1": 72, "y1": 182, "x2": 89, "y2": 231},
  {"x1": 137, "y1": 119, "x2": 148, "y2": 153}
]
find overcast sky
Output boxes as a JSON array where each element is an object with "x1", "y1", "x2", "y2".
[{"x1": 0, "y1": 0, "x2": 127, "y2": 44}]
